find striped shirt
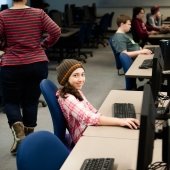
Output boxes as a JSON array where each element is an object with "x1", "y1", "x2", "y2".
[
  {"x1": 57, "y1": 90, "x2": 100, "y2": 144},
  {"x1": 0, "y1": 8, "x2": 61, "y2": 66}
]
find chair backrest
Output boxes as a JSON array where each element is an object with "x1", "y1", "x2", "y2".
[
  {"x1": 99, "y1": 13, "x2": 110, "y2": 34},
  {"x1": 108, "y1": 36, "x2": 122, "y2": 74},
  {"x1": 16, "y1": 131, "x2": 69, "y2": 170},
  {"x1": 108, "y1": 12, "x2": 114, "y2": 28},
  {"x1": 49, "y1": 10, "x2": 63, "y2": 27},
  {"x1": 146, "y1": 13, "x2": 151, "y2": 25},
  {"x1": 39, "y1": 79, "x2": 68, "y2": 145},
  {"x1": 119, "y1": 53, "x2": 136, "y2": 90}
]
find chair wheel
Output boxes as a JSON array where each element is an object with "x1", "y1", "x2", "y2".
[
  {"x1": 39, "y1": 100, "x2": 47, "y2": 107},
  {"x1": 42, "y1": 101, "x2": 47, "y2": 107}
]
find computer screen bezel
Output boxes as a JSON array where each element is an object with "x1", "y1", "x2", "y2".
[
  {"x1": 136, "y1": 84, "x2": 156, "y2": 170},
  {"x1": 162, "y1": 119, "x2": 170, "y2": 169},
  {"x1": 160, "y1": 39, "x2": 170, "y2": 71},
  {"x1": 150, "y1": 48, "x2": 164, "y2": 102}
]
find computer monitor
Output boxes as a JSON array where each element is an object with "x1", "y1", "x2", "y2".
[
  {"x1": 0, "y1": 4, "x2": 8, "y2": 11},
  {"x1": 162, "y1": 119, "x2": 170, "y2": 169},
  {"x1": 136, "y1": 84, "x2": 156, "y2": 170},
  {"x1": 160, "y1": 39, "x2": 170, "y2": 71},
  {"x1": 150, "y1": 47, "x2": 164, "y2": 102}
]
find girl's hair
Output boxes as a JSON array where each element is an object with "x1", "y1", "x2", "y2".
[
  {"x1": 132, "y1": 7, "x2": 144, "y2": 19},
  {"x1": 116, "y1": 15, "x2": 131, "y2": 27},
  {"x1": 59, "y1": 82, "x2": 83, "y2": 101}
]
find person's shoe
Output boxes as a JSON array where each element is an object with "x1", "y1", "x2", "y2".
[
  {"x1": 10, "y1": 122, "x2": 25, "y2": 155},
  {"x1": 24, "y1": 126, "x2": 34, "y2": 136}
]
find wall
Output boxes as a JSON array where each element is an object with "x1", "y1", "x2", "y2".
[
  {"x1": 98, "y1": 7, "x2": 170, "y2": 30},
  {"x1": 98, "y1": 0, "x2": 170, "y2": 7},
  {"x1": 0, "y1": 0, "x2": 12, "y2": 7},
  {"x1": 44, "y1": 0, "x2": 170, "y2": 11}
]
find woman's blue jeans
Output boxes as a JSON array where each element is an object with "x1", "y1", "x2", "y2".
[{"x1": 1, "y1": 61, "x2": 48, "y2": 127}]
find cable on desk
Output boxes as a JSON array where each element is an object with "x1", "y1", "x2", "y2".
[
  {"x1": 158, "y1": 92, "x2": 170, "y2": 100},
  {"x1": 148, "y1": 161, "x2": 167, "y2": 170},
  {"x1": 155, "y1": 120, "x2": 165, "y2": 129}
]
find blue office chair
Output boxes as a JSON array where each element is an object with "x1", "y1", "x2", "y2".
[
  {"x1": 16, "y1": 131, "x2": 69, "y2": 170},
  {"x1": 40, "y1": 79, "x2": 73, "y2": 149},
  {"x1": 119, "y1": 53, "x2": 137, "y2": 90},
  {"x1": 108, "y1": 36, "x2": 123, "y2": 75}
]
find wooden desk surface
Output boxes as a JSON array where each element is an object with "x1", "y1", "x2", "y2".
[
  {"x1": 83, "y1": 90, "x2": 143, "y2": 139},
  {"x1": 61, "y1": 27, "x2": 79, "y2": 38},
  {"x1": 61, "y1": 136, "x2": 162, "y2": 170},
  {"x1": 43, "y1": 27, "x2": 79, "y2": 38},
  {"x1": 0, "y1": 51, "x2": 4, "y2": 56},
  {"x1": 125, "y1": 54, "x2": 153, "y2": 78},
  {"x1": 162, "y1": 20, "x2": 170, "y2": 24},
  {"x1": 83, "y1": 126, "x2": 140, "y2": 139},
  {"x1": 99, "y1": 90, "x2": 143, "y2": 116},
  {"x1": 149, "y1": 33, "x2": 170, "y2": 39}
]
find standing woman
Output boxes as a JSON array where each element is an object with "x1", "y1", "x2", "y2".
[{"x1": 0, "y1": 0, "x2": 61, "y2": 154}]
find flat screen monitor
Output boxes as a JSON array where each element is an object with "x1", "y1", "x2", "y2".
[
  {"x1": 0, "y1": 4, "x2": 8, "y2": 11},
  {"x1": 162, "y1": 119, "x2": 170, "y2": 169},
  {"x1": 136, "y1": 84, "x2": 156, "y2": 170},
  {"x1": 160, "y1": 39, "x2": 170, "y2": 71},
  {"x1": 150, "y1": 48, "x2": 164, "y2": 102}
]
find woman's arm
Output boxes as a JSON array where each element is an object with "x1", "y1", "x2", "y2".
[
  {"x1": 122, "y1": 48, "x2": 152, "y2": 58},
  {"x1": 41, "y1": 9, "x2": 61, "y2": 49},
  {"x1": 98, "y1": 116, "x2": 140, "y2": 129},
  {"x1": 59, "y1": 94, "x2": 140, "y2": 129}
]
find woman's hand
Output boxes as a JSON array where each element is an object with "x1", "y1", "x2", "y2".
[{"x1": 119, "y1": 118, "x2": 140, "y2": 129}]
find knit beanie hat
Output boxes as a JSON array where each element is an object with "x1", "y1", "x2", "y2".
[{"x1": 56, "y1": 59, "x2": 84, "y2": 86}]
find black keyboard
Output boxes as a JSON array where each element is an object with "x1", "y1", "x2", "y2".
[
  {"x1": 80, "y1": 158, "x2": 114, "y2": 170},
  {"x1": 139, "y1": 59, "x2": 153, "y2": 69},
  {"x1": 113, "y1": 103, "x2": 136, "y2": 118}
]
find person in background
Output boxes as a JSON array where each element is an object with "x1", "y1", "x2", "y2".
[
  {"x1": 146, "y1": 5, "x2": 170, "y2": 34},
  {"x1": 56, "y1": 59, "x2": 140, "y2": 144},
  {"x1": 111, "y1": 14, "x2": 152, "y2": 59},
  {"x1": 0, "y1": 0, "x2": 61, "y2": 155},
  {"x1": 111, "y1": 14, "x2": 152, "y2": 90},
  {"x1": 131, "y1": 7, "x2": 158, "y2": 47}
]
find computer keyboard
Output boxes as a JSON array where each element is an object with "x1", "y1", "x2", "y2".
[
  {"x1": 139, "y1": 59, "x2": 153, "y2": 69},
  {"x1": 113, "y1": 103, "x2": 136, "y2": 118},
  {"x1": 80, "y1": 158, "x2": 114, "y2": 170}
]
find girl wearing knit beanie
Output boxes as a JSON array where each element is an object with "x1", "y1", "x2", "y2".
[{"x1": 56, "y1": 59, "x2": 140, "y2": 144}]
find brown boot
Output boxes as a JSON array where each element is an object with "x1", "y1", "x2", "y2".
[
  {"x1": 10, "y1": 122, "x2": 25, "y2": 155},
  {"x1": 24, "y1": 126, "x2": 34, "y2": 136}
]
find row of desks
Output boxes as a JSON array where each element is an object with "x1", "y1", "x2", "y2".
[
  {"x1": 125, "y1": 45, "x2": 159, "y2": 78},
  {"x1": 61, "y1": 41, "x2": 170, "y2": 169},
  {"x1": 61, "y1": 90, "x2": 163, "y2": 170}
]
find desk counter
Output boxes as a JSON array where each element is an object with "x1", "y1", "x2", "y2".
[
  {"x1": 125, "y1": 54, "x2": 153, "y2": 78},
  {"x1": 83, "y1": 90, "x2": 143, "y2": 139},
  {"x1": 61, "y1": 136, "x2": 162, "y2": 170},
  {"x1": 61, "y1": 28, "x2": 79, "y2": 38},
  {"x1": 98, "y1": 90, "x2": 143, "y2": 116},
  {"x1": 149, "y1": 33, "x2": 170, "y2": 39},
  {"x1": 0, "y1": 51, "x2": 4, "y2": 56}
]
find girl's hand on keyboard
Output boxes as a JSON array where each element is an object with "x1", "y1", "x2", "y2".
[{"x1": 121, "y1": 118, "x2": 140, "y2": 129}]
